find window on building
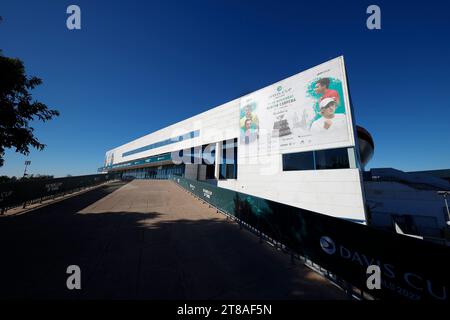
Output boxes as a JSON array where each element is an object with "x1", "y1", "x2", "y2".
[
  {"x1": 205, "y1": 165, "x2": 215, "y2": 179},
  {"x1": 315, "y1": 148, "x2": 350, "y2": 170},
  {"x1": 192, "y1": 146, "x2": 203, "y2": 164},
  {"x1": 182, "y1": 147, "x2": 195, "y2": 164},
  {"x1": 219, "y1": 138, "x2": 238, "y2": 179},
  {"x1": 201, "y1": 143, "x2": 216, "y2": 180},
  {"x1": 122, "y1": 130, "x2": 200, "y2": 157},
  {"x1": 282, "y1": 147, "x2": 353, "y2": 171},
  {"x1": 282, "y1": 151, "x2": 315, "y2": 171}
]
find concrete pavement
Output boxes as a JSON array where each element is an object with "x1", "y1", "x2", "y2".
[{"x1": 0, "y1": 180, "x2": 347, "y2": 299}]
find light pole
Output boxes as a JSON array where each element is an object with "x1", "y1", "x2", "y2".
[
  {"x1": 23, "y1": 160, "x2": 31, "y2": 178},
  {"x1": 437, "y1": 191, "x2": 450, "y2": 226}
]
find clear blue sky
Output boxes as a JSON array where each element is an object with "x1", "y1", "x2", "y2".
[{"x1": 1, "y1": 0, "x2": 449, "y2": 177}]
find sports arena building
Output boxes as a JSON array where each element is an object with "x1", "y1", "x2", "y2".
[{"x1": 99, "y1": 57, "x2": 375, "y2": 224}]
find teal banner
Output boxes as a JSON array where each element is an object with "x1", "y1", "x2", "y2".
[
  {"x1": 0, "y1": 174, "x2": 114, "y2": 211},
  {"x1": 171, "y1": 175, "x2": 450, "y2": 301}
]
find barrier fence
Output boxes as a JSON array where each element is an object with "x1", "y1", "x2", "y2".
[
  {"x1": 0, "y1": 174, "x2": 114, "y2": 213},
  {"x1": 171, "y1": 175, "x2": 450, "y2": 301}
]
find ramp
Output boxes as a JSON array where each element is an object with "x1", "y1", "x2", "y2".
[{"x1": 0, "y1": 179, "x2": 346, "y2": 299}]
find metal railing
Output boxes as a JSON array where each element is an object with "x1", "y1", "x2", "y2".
[
  {"x1": 171, "y1": 177, "x2": 366, "y2": 300},
  {"x1": 169, "y1": 175, "x2": 450, "y2": 301},
  {"x1": 0, "y1": 174, "x2": 115, "y2": 214}
]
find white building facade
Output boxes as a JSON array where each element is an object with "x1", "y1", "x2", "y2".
[{"x1": 101, "y1": 57, "x2": 368, "y2": 223}]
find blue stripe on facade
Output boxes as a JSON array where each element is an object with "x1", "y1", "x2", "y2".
[
  {"x1": 122, "y1": 130, "x2": 200, "y2": 157},
  {"x1": 99, "y1": 152, "x2": 172, "y2": 172}
]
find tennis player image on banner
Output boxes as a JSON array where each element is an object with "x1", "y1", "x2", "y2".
[
  {"x1": 240, "y1": 102, "x2": 259, "y2": 145},
  {"x1": 308, "y1": 76, "x2": 347, "y2": 136},
  {"x1": 238, "y1": 56, "x2": 354, "y2": 159}
]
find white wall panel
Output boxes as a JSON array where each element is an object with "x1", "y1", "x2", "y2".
[{"x1": 104, "y1": 57, "x2": 367, "y2": 222}]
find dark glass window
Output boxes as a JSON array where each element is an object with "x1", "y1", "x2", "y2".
[
  {"x1": 219, "y1": 164, "x2": 227, "y2": 179},
  {"x1": 225, "y1": 164, "x2": 236, "y2": 179},
  {"x1": 205, "y1": 165, "x2": 215, "y2": 179},
  {"x1": 282, "y1": 151, "x2": 315, "y2": 171},
  {"x1": 282, "y1": 148, "x2": 350, "y2": 171},
  {"x1": 122, "y1": 130, "x2": 200, "y2": 157},
  {"x1": 181, "y1": 148, "x2": 192, "y2": 164},
  {"x1": 315, "y1": 148, "x2": 350, "y2": 170},
  {"x1": 219, "y1": 138, "x2": 238, "y2": 179},
  {"x1": 192, "y1": 146, "x2": 202, "y2": 164}
]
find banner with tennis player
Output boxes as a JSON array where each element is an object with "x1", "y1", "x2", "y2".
[{"x1": 238, "y1": 56, "x2": 355, "y2": 157}]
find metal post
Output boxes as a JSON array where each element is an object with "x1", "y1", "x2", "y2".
[
  {"x1": 437, "y1": 191, "x2": 450, "y2": 224},
  {"x1": 444, "y1": 195, "x2": 450, "y2": 221}
]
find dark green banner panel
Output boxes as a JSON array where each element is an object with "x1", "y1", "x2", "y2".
[
  {"x1": 171, "y1": 175, "x2": 450, "y2": 301},
  {"x1": 0, "y1": 174, "x2": 113, "y2": 210}
]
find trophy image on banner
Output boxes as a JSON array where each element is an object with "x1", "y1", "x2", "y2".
[{"x1": 272, "y1": 114, "x2": 292, "y2": 137}]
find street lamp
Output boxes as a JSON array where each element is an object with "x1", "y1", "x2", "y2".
[
  {"x1": 437, "y1": 191, "x2": 450, "y2": 226},
  {"x1": 23, "y1": 160, "x2": 31, "y2": 178}
]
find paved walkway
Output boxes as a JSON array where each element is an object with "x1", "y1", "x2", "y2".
[{"x1": 0, "y1": 180, "x2": 347, "y2": 299}]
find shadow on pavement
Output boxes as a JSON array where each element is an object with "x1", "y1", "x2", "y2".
[{"x1": 0, "y1": 180, "x2": 347, "y2": 300}]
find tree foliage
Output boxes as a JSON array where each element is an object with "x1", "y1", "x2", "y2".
[{"x1": 0, "y1": 51, "x2": 60, "y2": 167}]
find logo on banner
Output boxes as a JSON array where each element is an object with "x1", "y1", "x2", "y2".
[
  {"x1": 45, "y1": 182, "x2": 63, "y2": 192},
  {"x1": 203, "y1": 189, "x2": 212, "y2": 199},
  {"x1": 318, "y1": 234, "x2": 447, "y2": 300},
  {"x1": 320, "y1": 236, "x2": 336, "y2": 255},
  {"x1": 0, "y1": 191, "x2": 13, "y2": 202}
]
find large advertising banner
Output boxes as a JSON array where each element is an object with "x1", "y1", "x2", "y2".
[{"x1": 239, "y1": 56, "x2": 354, "y2": 157}]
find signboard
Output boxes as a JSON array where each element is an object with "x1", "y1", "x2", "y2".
[{"x1": 239, "y1": 56, "x2": 354, "y2": 157}]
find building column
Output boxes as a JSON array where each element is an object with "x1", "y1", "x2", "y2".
[{"x1": 214, "y1": 141, "x2": 221, "y2": 180}]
